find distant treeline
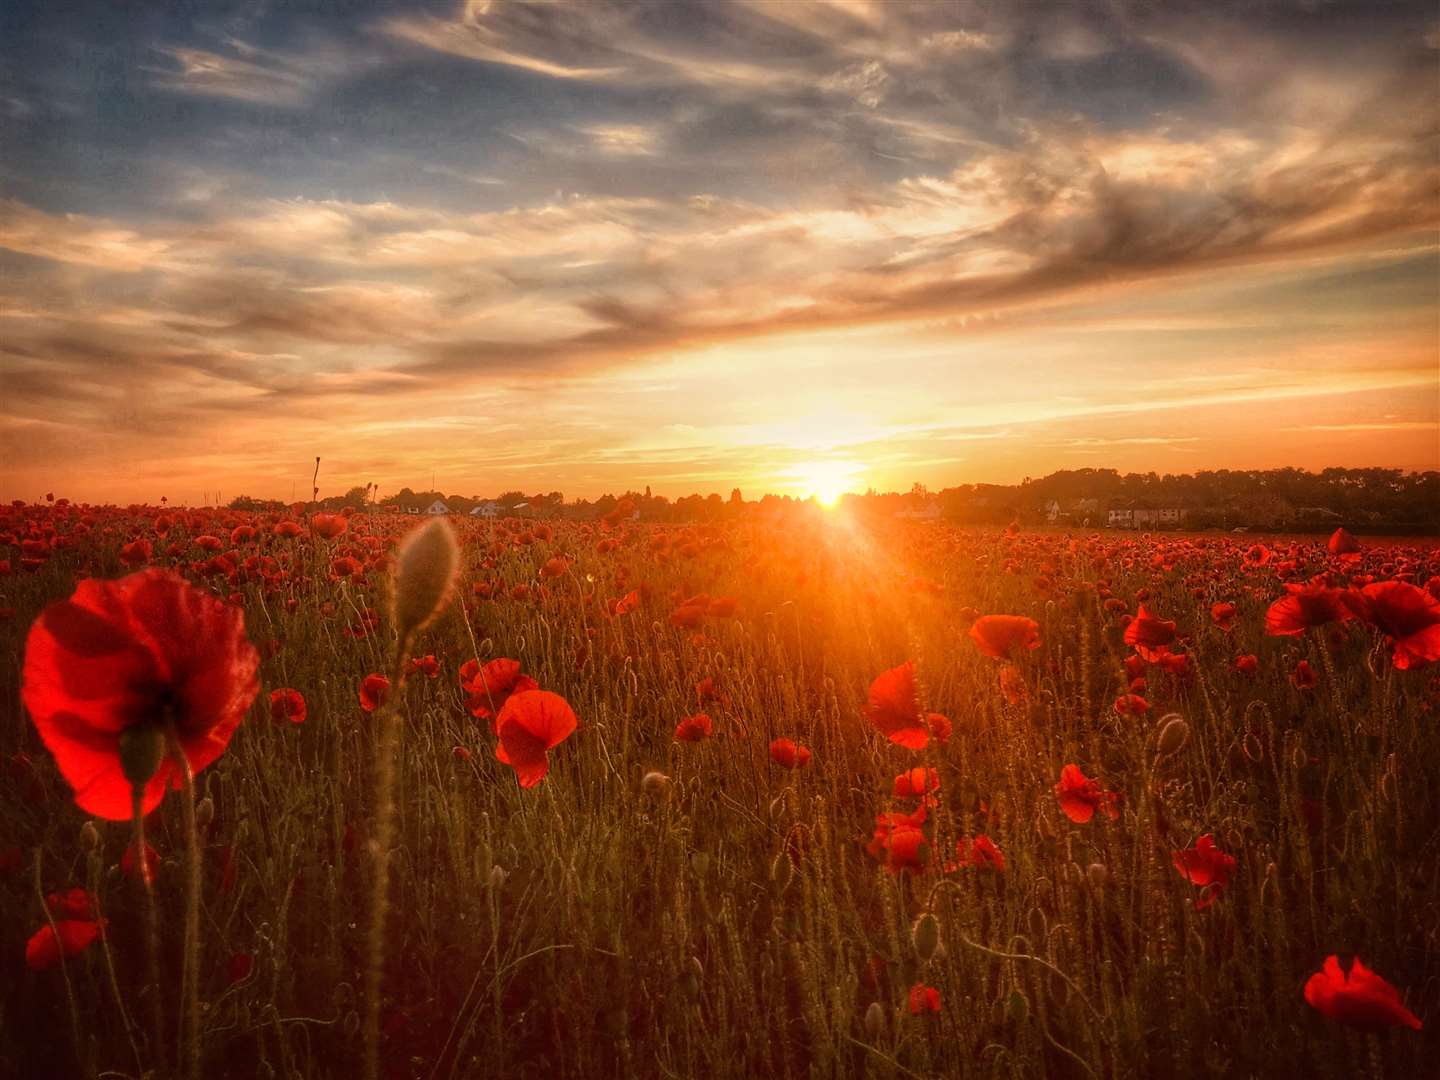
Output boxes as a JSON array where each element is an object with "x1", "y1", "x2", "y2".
[{"x1": 225, "y1": 467, "x2": 1440, "y2": 530}]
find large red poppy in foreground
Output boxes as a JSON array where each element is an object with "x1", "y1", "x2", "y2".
[{"x1": 22, "y1": 569, "x2": 259, "y2": 819}]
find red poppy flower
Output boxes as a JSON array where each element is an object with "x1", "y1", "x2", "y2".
[
  {"x1": 1346, "y1": 580, "x2": 1440, "y2": 670},
  {"x1": 1210, "y1": 602, "x2": 1237, "y2": 631},
  {"x1": 893, "y1": 767, "x2": 940, "y2": 799},
  {"x1": 359, "y1": 674, "x2": 390, "y2": 712},
  {"x1": 119, "y1": 540, "x2": 152, "y2": 567},
  {"x1": 1124, "y1": 605, "x2": 1176, "y2": 659},
  {"x1": 955, "y1": 834, "x2": 1005, "y2": 872},
  {"x1": 1055, "y1": 764, "x2": 1121, "y2": 824},
  {"x1": 769, "y1": 738, "x2": 812, "y2": 769},
  {"x1": 226, "y1": 952, "x2": 255, "y2": 985},
  {"x1": 870, "y1": 821, "x2": 929, "y2": 874},
  {"x1": 494, "y1": 689, "x2": 577, "y2": 788},
  {"x1": 925, "y1": 712, "x2": 952, "y2": 742},
  {"x1": 406, "y1": 655, "x2": 441, "y2": 679},
  {"x1": 1327, "y1": 528, "x2": 1360, "y2": 556},
  {"x1": 26, "y1": 919, "x2": 103, "y2": 971},
  {"x1": 1243, "y1": 544, "x2": 1271, "y2": 567},
  {"x1": 674, "y1": 713, "x2": 713, "y2": 742},
  {"x1": 866, "y1": 662, "x2": 928, "y2": 749},
  {"x1": 1234, "y1": 653, "x2": 1259, "y2": 676},
  {"x1": 908, "y1": 983, "x2": 941, "y2": 1015},
  {"x1": 1292, "y1": 660, "x2": 1318, "y2": 690},
  {"x1": 1265, "y1": 583, "x2": 1354, "y2": 636},
  {"x1": 1304, "y1": 956, "x2": 1422, "y2": 1031},
  {"x1": 269, "y1": 688, "x2": 306, "y2": 724},
  {"x1": 311, "y1": 513, "x2": 347, "y2": 539},
  {"x1": 1114, "y1": 693, "x2": 1150, "y2": 716},
  {"x1": 21, "y1": 569, "x2": 259, "y2": 820},
  {"x1": 1171, "y1": 834, "x2": 1236, "y2": 910},
  {"x1": 968, "y1": 615, "x2": 1041, "y2": 660},
  {"x1": 460, "y1": 658, "x2": 538, "y2": 727}
]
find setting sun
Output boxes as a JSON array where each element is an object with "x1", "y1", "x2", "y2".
[{"x1": 793, "y1": 459, "x2": 865, "y2": 507}]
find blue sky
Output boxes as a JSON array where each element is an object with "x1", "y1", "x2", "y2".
[{"x1": 2, "y1": 0, "x2": 1436, "y2": 503}]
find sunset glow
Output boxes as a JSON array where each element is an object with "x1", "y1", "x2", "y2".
[{"x1": 0, "y1": 1, "x2": 1436, "y2": 503}]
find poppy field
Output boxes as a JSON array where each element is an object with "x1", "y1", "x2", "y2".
[{"x1": 1, "y1": 500, "x2": 1436, "y2": 1080}]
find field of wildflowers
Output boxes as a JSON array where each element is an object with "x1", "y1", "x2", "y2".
[{"x1": 1, "y1": 498, "x2": 1435, "y2": 1079}]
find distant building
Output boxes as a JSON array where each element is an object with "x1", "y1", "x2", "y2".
[
  {"x1": 471, "y1": 502, "x2": 499, "y2": 519},
  {"x1": 426, "y1": 499, "x2": 450, "y2": 515},
  {"x1": 1108, "y1": 506, "x2": 1187, "y2": 529},
  {"x1": 896, "y1": 498, "x2": 942, "y2": 521}
]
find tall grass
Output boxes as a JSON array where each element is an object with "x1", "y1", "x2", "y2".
[{"x1": 1, "y1": 511, "x2": 1435, "y2": 1078}]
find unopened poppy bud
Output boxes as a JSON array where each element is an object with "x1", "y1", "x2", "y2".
[
  {"x1": 770, "y1": 851, "x2": 793, "y2": 891},
  {"x1": 689, "y1": 851, "x2": 710, "y2": 878},
  {"x1": 342, "y1": 1011, "x2": 359, "y2": 1038},
  {"x1": 864, "y1": 1001, "x2": 884, "y2": 1040},
  {"x1": 1006, "y1": 989, "x2": 1030, "y2": 1024},
  {"x1": 1289, "y1": 742, "x2": 1307, "y2": 771},
  {"x1": 911, "y1": 912, "x2": 940, "y2": 963},
  {"x1": 489, "y1": 865, "x2": 507, "y2": 890},
  {"x1": 1087, "y1": 862, "x2": 1109, "y2": 888},
  {"x1": 79, "y1": 821, "x2": 100, "y2": 851},
  {"x1": 642, "y1": 771, "x2": 671, "y2": 796},
  {"x1": 392, "y1": 518, "x2": 459, "y2": 641},
  {"x1": 1156, "y1": 714, "x2": 1189, "y2": 756},
  {"x1": 195, "y1": 796, "x2": 215, "y2": 831}
]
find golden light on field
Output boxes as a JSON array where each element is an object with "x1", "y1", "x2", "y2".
[{"x1": 792, "y1": 459, "x2": 865, "y2": 507}]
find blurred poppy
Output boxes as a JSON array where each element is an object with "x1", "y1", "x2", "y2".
[
  {"x1": 269, "y1": 687, "x2": 306, "y2": 724},
  {"x1": 25, "y1": 919, "x2": 103, "y2": 971},
  {"x1": 1055, "y1": 764, "x2": 1121, "y2": 824},
  {"x1": 1292, "y1": 660, "x2": 1318, "y2": 690},
  {"x1": 1304, "y1": 956, "x2": 1421, "y2": 1031},
  {"x1": 359, "y1": 674, "x2": 390, "y2": 712},
  {"x1": 674, "y1": 713, "x2": 713, "y2": 742},
  {"x1": 893, "y1": 767, "x2": 939, "y2": 799},
  {"x1": 969, "y1": 615, "x2": 1041, "y2": 660},
  {"x1": 1210, "y1": 602, "x2": 1237, "y2": 631},
  {"x1": 908, "y1": 984, "x2": 941, "y2": 1015},
  {"x1": 769, "y1": 738, "x2": 811, "y2": 769}
]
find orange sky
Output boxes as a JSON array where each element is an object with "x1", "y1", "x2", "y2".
[{"x1": 1, "y1": 1, "x2": 1436, "y2": 504}]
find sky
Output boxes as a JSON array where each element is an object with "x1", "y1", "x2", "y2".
[{"x1": 1, "y1": 0, "x2": 1437, "y2": 506}]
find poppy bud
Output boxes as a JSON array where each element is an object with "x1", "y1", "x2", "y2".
[
  {"x1": 689, "y1": 851, "x2": 710, "y2": 878},
  {"x1": 911, "y1": 912, "x2": 940, "y2": 963},
  {"x1": 1087, "y1": 862, "x2": 1109, "y2": 888},
  {"x1": 1243, "y1": 732, "x2": 1263, "y2": 762},
  {"x1": 1156, "y1": 714, "x2": 1190, "y2": 756},
  {"x1": 864, "y1": 1001, "x2": 885, "y2": 1040},
  {"x1": 1006, "y1": 989, "x2": 1030, "y2": 1024},
  {"x1": 195, "y1": 796, "x2": 215, "y2": 831},
  {"x1": 392, "y1": 518, "x2": 459, "y2": 642},
  {"x1": 342, "y1": 1011, "x2": 359, "y2": 1038},
  {"x1": 770, "y1": 851, "x2": 793, "y2": 891},
  {"x1": 79, "y1": 821, "x2": 100, "y2": 851},
  {"x1": 489, "y1": 865, "x2": 507, "y2": 890},
  {"x1": 642, "y1": 771, "x2": 671, "y2": 796},
  {"x1": 1289, "y1": 742, "x2": 1307, "y2": 771}
]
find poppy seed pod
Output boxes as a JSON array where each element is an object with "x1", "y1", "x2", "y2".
[
  {"x1": 1156, "y1": 714, "x2": 1190, "y2": 756},
  {"x1": 489, "y1": 865, "x2": 507, "y2": 890},
  {"x1": 1087, "y1": 862, "x2": 1110, "y2": 888},
  {"x1": 911, "y1": 912, "x2": 940, "y2": 963},
  {"x1": 642, "y1": 771, "x2": 671, "y2": 796},
  {"x1": 392, "y1": 518, "x2": 459, "y2": 642},
  {"x1": 79, "y1": 821, "x2": 100, "y2": 851},
  {"x1": 195, "y1": 795, "x2": 215, "y2": 831}
]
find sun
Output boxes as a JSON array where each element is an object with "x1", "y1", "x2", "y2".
[{"x1": 794, "y1": 460, "x2": 864, "y2": 507}]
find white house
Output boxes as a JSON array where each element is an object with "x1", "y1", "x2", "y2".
[
  {"x1": 896, "y1": 498, "x2": 942, "y2": 521},
  {"x1": 471, "y1": 502, "x2": 499, "y2": 519},
  {"x1": 426, "y1": 499, "x2": 450, "y2": 515}
]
